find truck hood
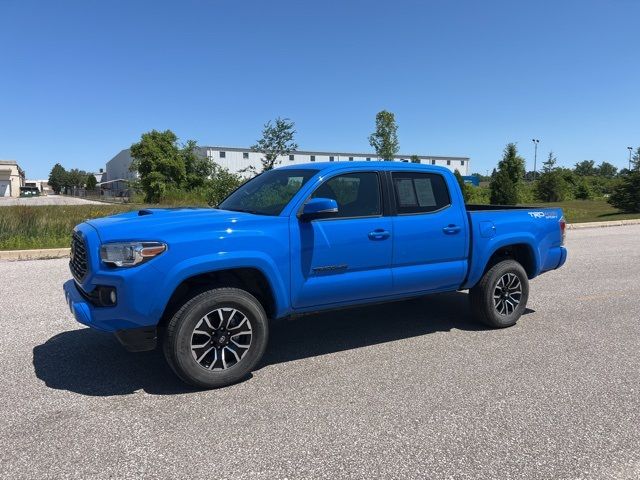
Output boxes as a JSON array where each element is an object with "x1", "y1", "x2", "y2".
[{"x1": 86, "y1": 208, "x2": 266, "y2": 243}]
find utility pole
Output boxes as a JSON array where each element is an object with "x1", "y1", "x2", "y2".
[
  {"x1": 532, "y1": 139, "x2": 540, "y2": 180},
  {"x1": 628, "y1": 146, "x2": 633, "y2": 171}
]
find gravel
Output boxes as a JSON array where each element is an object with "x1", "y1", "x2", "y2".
[
  {"x1": 0, "y1": 195, "x2": 107, "y2": 206},
  {"x1": 1, "y1": 226, "x2": 639, "y2": 479}
]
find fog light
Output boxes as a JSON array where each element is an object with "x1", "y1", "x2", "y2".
[{"x1": 97, "y1": 287, "x2": 117, "y2": 306}]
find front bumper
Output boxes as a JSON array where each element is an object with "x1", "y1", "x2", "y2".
[{"x1": 63, "y1": 279, "x2": 157, "y2": 351}]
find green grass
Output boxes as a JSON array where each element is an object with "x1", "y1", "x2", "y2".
[
  {"x1": 1, "y1": 199, "x2": 639, "y2": 250},
  {"x1": 526, "y1": 199, "x2": 640, "y2": 224},
  {"x1": 0, "y1": 204, "x2": 141, "y2": 250}
]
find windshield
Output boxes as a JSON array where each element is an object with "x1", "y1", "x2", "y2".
[{"x1": 218, "y1": 168, "x2": 319, "y2": 215}]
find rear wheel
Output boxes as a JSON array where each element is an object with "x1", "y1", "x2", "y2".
[
  {"x1": 163, "y1": 288, "x2": 269, "y2": 388},
  {"x1": 469, "y1": 259, "x2": 529, "y2": 328}
]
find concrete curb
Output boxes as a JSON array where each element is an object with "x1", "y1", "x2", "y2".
[
  {"x1": 1, "y1": 218, "x2": 639, "y2": 260},
  {"x1": 567, "y1": 219, "x2": 640, "y2": 230},
  {"x1": 0, "y1": 248, "x2": 70, "y2": 261}
]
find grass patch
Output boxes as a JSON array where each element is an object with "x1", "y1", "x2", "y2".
[
  {"x1": 0, "y1": 205, "x2": 141, "y2": 250},
  {"x1": 1, "y1": 198, "x2": 639, "y2": 250},
  {"x1": 526, "y1": 199, "x2": 640, "y2": 224}
]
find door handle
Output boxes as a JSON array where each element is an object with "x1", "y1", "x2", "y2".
[
  {"x1": 442, "y1": 224, "x2": 461, "y2": 234},
  {"x1": 368, "y1": 229, "x2": 390, "y2": 240}
]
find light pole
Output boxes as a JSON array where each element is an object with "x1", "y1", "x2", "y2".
[
  {"x1": 628, "y1": 146, "x2": 633, "y2": 171},
  {"x1": 532, "y1": 139, "x2": 540, "y2": 180}
]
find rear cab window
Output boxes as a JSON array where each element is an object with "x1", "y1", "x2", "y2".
[{"x1": 391, "y1": 171, "x2": 451, "y2": 214}]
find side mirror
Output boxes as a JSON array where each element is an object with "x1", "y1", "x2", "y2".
[{"x1": 300, "y1": 197, "x2": 339, "y2": 221}]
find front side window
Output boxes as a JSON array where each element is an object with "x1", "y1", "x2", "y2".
[
  {"x1": 243, "y1": 152, "x2": 249, "y2": 159},
  {"x1": 311, "y1": 172, "x2": 381, "y2": 218},
  {"x1": 220, "y1": 151, "x2": 226, "y2": 158},
  {"x1": 219, "y1": 168, "x2": 318, "y2": 215},
  {"x1": 391, "y1": 172, "x2": 450, "y2": 214}
]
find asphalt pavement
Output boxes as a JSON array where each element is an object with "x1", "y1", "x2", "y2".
[{"x1": 1, "y1": 226, "x2": 639, "y2": 479}]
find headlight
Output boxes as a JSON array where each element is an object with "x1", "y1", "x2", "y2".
[{"x1": 100, "y1": 242, "x2": 167, "y2": 267}]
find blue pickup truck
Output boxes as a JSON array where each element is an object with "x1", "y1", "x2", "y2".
[{"x1": 64, "y1": 162, "x2": 567, "y2": 388}]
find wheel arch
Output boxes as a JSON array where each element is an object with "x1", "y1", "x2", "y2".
[
  {"x1": 484, "y1": 243, "x2": 537, "y2": 278},
  {"x1": 157, "y1": 267, "x2": 278, "y2": 333}
]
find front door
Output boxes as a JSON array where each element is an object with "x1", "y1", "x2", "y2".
[{"x1": 290, "y1": 171, "x2": 393, "y2": 309}]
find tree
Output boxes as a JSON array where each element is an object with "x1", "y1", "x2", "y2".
[
  {"x1": 542, "y1": 151, "x2": 557, "y2": 173},
  {"x1": 130, "y1": 130, "x2": 187, "y2": 202},
  {"x1": 66, "y1": 168, "x2": 88, "y2": 188},
  {"x1": 86, "y1": 174, "x2": 98, "y2": 190},
  {"x1": 410, "y1": 155, "x2": 420, "y2": 164},
  {"x1": 498, "y1": 143, "x2": 526, "y2": 184},
  {"x1": 454, "y1": 169, "x2": 471, "y2": 202},
  {"x1": 631, "y1": 147, "x2": 640, "y2": 171},
  {"x1": 596, "y1": 161, "x2": 617, "y2": 178},
  {"x1": 574, "y1": 160, "x2": 596, "y2": 176},
  {"x1": 535, "y1": 152, "x2": 570, "y2": 202},
  {"x1": 489, "y1": 143, "x2": 525, "y2": 205},
  {"x1": 205, "y1": 164, "x2": 243, "y2": 206},
  {"x1": 490, "y1": 169, "x2": 518, "y2": 205},
  {"x1": 48, "y1": 163, "x2": 67, "y2": 194},
  {"x1": 251, "y1": 117, "x2": 298, "y2": 172},
  {"x1": 574, "y1": 181, "x2": 592, "y2": 200},
  {"x1": 368, "y1": 110, "x2": 399, "y2": 160},
  {"x1": 182, "y1": 140, "x2": 213, "y2": 188},
  {"x1": 608, "y1": 170, "x2": 640, "y2": 212}
]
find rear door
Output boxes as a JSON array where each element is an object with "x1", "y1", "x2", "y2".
[
  {"x1": 289, "y1": 171, "x2": 393, "y2": 309},
  {"x1": 389, "y1": 170, "x2": 467, "y2": 294}
]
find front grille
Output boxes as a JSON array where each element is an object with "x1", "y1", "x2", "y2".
[{"x1": 70, "y1": 231, "x2": 89, "y2": 281}]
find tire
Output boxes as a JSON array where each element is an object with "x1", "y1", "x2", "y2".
[
  {"x1": 469, "y1": 259, "x2": 529, "y2": 328},
  {"x1": 163, "y1": 288, "x2": 269, "y2": 388}
]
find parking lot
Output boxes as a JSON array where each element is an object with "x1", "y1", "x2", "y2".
[{"x1": 1, "y1": 225, "x2": 639, "y2": 479}]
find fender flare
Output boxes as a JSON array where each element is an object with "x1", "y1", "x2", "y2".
[{"x1": 150, "y1": 251, "x2": 290, "y2": 320}]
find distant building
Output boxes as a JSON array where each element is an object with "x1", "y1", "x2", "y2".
[
  {"x1": 0, "y1": 160, "x2": 25, "y2": 197},
  {"x1": 93, "y1": 169, "x2": 107, "y2": 183},
  {"x1": 105, "y1": 150, "x2": 138, "y2": 182},
  {"x1": 106, "y1": 146, "x2": 470, "y2": 180},
  {"x1": 199, "y1": 146, "x2": 470, "y2": 176}
]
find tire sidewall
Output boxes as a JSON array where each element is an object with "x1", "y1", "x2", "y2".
[
  {"x1": 481, "y1": 260, "x2": 529, "y2": 327},
  {"x1": 169, "y1": 290, "x2": 268, "y2": 388}
]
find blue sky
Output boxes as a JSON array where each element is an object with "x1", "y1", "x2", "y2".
[{"x1": 1, "y1": 0, "x2": 639, "y2": 178}]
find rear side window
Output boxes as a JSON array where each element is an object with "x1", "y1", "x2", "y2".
[
  {"x1": 391, "y1": 172, "x2": 450, "y2": 214},
  {"x1": 311, "y1": 172, "x2": 381, "y2": 218}
]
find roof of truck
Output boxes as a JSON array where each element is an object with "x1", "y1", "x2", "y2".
[{"x1": 278, "y1": 161, "x2": 453, "y2": 174}]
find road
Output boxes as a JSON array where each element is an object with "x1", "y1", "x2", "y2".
[
  {"x1": 1, "y1": 226, "x2": 639, "y2": 479},
  {"x1": 0, "y1": 195, "x2": 105, "y2": 206}
]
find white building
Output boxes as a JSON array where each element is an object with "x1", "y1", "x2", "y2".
[
  {"x1": 199, "y1": 146, "x2": 470, "y2": 176},
  {"x1": 105, "y1": 150, "x2": 138, "y2": 182},
  {"x1": 105, "y1": 146, "x2": 470, "y2": 181},
  {"x1": 0, "y1": 160, "x2": 25, "y2": 197}
]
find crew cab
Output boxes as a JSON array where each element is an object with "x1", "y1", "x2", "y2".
[{"x1": 63, "y1": 162, "x2": 567, "y2": 388}]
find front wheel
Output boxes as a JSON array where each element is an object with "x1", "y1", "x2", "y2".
[
  {"x1": 163, "y1": 288, "x2": 269, "y2": 388},
  {"x1": 469, "y1": 259, "x2": 529, "y2": 328}
]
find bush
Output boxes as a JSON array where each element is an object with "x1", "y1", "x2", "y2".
[
  {"x1": 535, "y1": 171, "x2": 570, "y2": 202},
  {"x1": 490, "y1": 169, "x2": 519, "y2": 205},
  {"x1": 453, "y1": 170, "x2": 471, "y2": 202},
  {"x1": 574, "y1": 181, "x2": 593, "y2": 200},
  {"x1": 466, "y1": 185, "x2": 490, "y2": 204},
  {"x1": 608, "y1": 171, "x2": 640, "y2": 213}
]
